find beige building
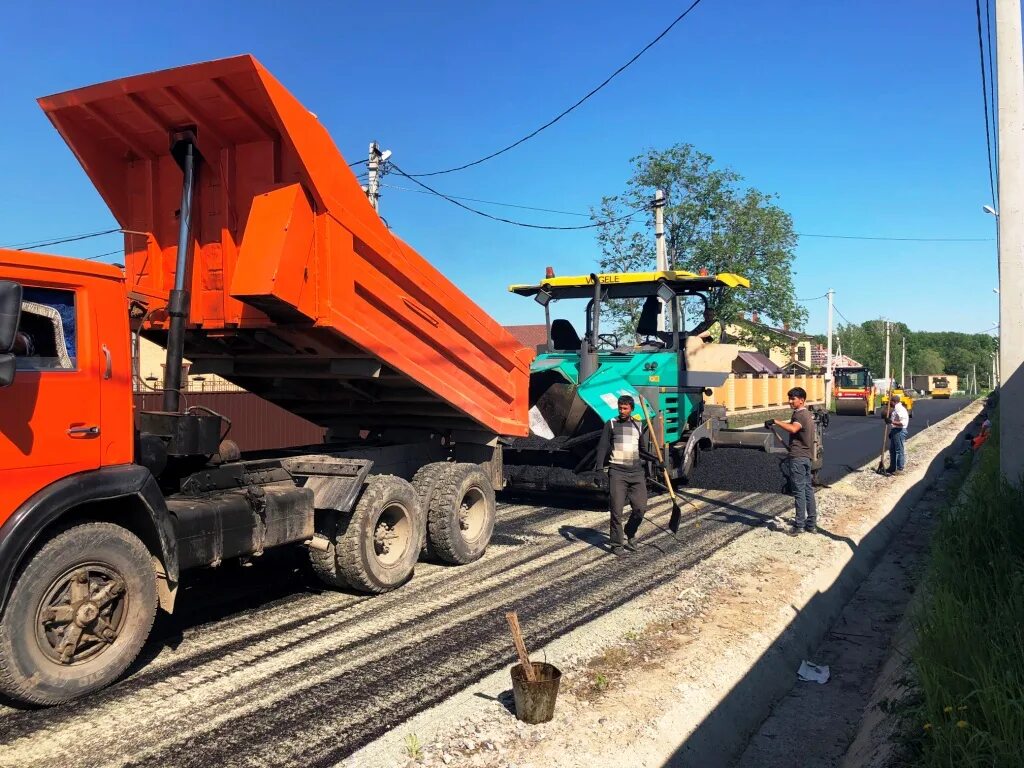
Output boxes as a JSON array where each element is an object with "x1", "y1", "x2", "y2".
[{"x1": 134, "y1": 336, "x2": 239, "y2": 392}]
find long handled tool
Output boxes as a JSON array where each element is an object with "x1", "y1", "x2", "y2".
[
  {"x1": 505, "y1": 611, "x2": 537, "y2": 682},
  {"x1": 638, "y1": 398, "x2": 684, "y2": 533},
  {"x1": 875, "y1": 394, "x2": 894, "y2": 474}
]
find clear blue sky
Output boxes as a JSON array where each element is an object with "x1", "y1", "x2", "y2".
[{"x1": 0, "y1": 0, "x2": 1000, "y2": 336}]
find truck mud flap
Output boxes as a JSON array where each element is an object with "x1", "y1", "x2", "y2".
[{"x1": 281, "y1": 456, "x2": 374, "y2": 513}]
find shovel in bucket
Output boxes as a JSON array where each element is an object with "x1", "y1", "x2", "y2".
[{"x1": 505, "y1": 611, "x2": 561, "y2": 724}]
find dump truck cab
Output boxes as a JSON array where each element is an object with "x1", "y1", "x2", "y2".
[{"x1": 501, "y1": 270, "x2": 799, "y2": 492}]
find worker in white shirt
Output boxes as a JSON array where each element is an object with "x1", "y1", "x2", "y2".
[{"x1": 887, "y1": 394, "x2": 911, "y2": 474}]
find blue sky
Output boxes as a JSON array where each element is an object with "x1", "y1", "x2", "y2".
[{"x1": 0, "y1": 0, "x2": 1000, "y2": 335}]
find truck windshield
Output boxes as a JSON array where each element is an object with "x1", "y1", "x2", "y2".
[{"x1": 836, "y1": 370, "x2": 869, "y2": 388}]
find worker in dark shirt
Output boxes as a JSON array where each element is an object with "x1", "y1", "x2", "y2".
[
  {"x1": 594, "y1": 394, "x2": 660, "y2": 555},
  {"x1": 765, "y1": 386, "x2": 818, "y2": 536}
]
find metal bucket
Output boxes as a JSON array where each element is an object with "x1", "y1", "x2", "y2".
[{"x1": 510, "y1": 662, "x2": 562, "y2": 724}]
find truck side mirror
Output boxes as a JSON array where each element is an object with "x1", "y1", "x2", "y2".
[
  {"x1": 0, "y1": 280, "x2": 23, "y2": 388},
  {"x1": 0, "y1": 280, "x2": 22, "y2": 352}
]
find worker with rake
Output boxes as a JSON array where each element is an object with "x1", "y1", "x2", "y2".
[{"x1": 594, "y1": 394, "x2": 662, "y2": 555}]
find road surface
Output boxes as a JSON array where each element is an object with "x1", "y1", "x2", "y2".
[{"x1": 0, "y1": 397, "x2": 975, "y2": 767}]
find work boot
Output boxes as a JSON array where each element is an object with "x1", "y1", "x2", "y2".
[
  {"x1": 786, "y1": 525, "x2": 803, "y2": 537},
  {"x1": 610, "y1": 545, "x2": 628, "y2": 557},
  {"x1": 624, "y1": 538, "x2": 638, "y2": 553},
  {"x1": 805, "y1": 524, "x2": 819, "y2": 534}
]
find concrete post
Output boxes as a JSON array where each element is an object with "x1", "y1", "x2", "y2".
[
  {"x1": 825, "y1": 288, "x2": 834, "y2": 409},
  {"x1": 997, "y1": 0, "x2": 1024, "y2": 485}
]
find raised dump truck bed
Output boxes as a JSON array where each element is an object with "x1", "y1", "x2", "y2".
[{"x1": 39, "y1": 55, "x2": 531, "y2": 438}]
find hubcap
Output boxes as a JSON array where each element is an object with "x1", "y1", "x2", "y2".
[
  {"x1": 373, "y1": 503, "x2": 411, "y2": 566},
  {"x1": 458, "y1": 487, "x2": 487, "y2": 542},
  {"x1": 35, "y1": 565, "x2": 128, "y2": 666}
]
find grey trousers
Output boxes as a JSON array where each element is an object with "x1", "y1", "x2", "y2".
[
  {"x1": 608, "y1": 465, "x2": 647, "y2": 545},
  {"x1": 789, "y1": 457, "x2": 817, "y2": 529}
]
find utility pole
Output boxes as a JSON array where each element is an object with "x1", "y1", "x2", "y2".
[
  {"x1": 997, "y1": 0, "x2": 1024, "y2": 485},
  {"x1": 884, "y1": 321, "x2": 891, "y2": 394},
  {"x1": 825, "y1": 288, "x2": 834, "y2": 410},
  {"x1": 973, "y1": 363, "x2": 978, "y2": 395},
  {"x1": 654, "y1": 190, "x2": 668, "y2": 331},
  {"x1": 993, "y1": 352, "x2": 998, "y2": 389},
  {"x1": 365, "y1": 142, "x2": 393, "y2": 214},
  {"x1": 900, "y1": 336, "x2": 906, "y2": 387}
]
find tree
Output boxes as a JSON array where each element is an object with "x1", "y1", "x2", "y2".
[{"x1": 591, "y1": 144, "x2": 806, "y2": 341}]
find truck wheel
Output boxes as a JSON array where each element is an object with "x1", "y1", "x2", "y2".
[
  {"x1": 0, "y1": 522, "x2": 157, "y2": 706},
  {"x1": 310, "y1": 475, "x2": 420, "y2": 594},
  {"x1": 426, "y1": 463, "x2": 496, "y2": 565},
  {"x1": 411, "y1": 461, "x2": 453, "y2": 556}
]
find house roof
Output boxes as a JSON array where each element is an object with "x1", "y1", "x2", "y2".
[
  {"x1": 736, "y1": 351, "x2": 782, "y2": 374},
  {"x1": 505, "y1": 324, "x2": 548, "y2": 348},
  {"x1": 811, "y1": 345, "x2": 862, "y2": 368}
]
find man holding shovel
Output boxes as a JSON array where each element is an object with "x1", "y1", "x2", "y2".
[
  {"x1": 886, "y1": 393, "x2": 910, "y2": 474},
  {"x1": 765, "y1": 387, "x2": 818, "y2": 536},
  {"x1": 594, "y1": 394, "x2": 661, "y2": 555}
]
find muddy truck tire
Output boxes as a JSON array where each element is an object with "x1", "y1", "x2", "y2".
[
  {"x1": 425, "y1": 463, "x2": 496, "y2": 565},
  {"x1": 0, "y1": 522, "x2": 158, "y2": 706},
  {"x1": 411, "y1": 461, "x2": 453, "y2": 558},
  {"x1": 310, "y1": 474, "x2": 421, "y2": 594}
]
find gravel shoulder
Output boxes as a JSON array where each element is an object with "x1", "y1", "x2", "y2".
[{"x1": 348, "y1": 402, "x2": 983, "y2": 768}]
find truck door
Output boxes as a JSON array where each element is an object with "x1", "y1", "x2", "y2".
[{"x1": 0, "y1": 283, "x2": 102, "y2": 523}]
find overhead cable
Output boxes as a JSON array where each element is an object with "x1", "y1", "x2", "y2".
[
  {"x1": 797, "y1": 232, "x2": 992, "y2": 242},
  {"x1": 404, "y1": 0, "x2": 706, "y2": 177},
  {"x1": 976, "y1": 0, "x2": 997, "y2": 207},
  {"x1": 388, "y1": 163, "x2": 648, "y2": 230},
  {"x1": 3, "y1": 227, "x2": 122, "y2": 250},
  {"x1": 380, "y1": 182, "x2": 590, "y2": 217}
]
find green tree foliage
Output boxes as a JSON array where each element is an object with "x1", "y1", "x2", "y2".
[
  {"x1": 830, "y1": 321, "x2": 997, "y2": 387},
  {"x1": 592, "y1": 144, "x2": 806, "y2": 342}
]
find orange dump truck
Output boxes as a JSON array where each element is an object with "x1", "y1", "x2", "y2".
[{"x1": 0, "y1": 56, "x2": 531, "y2": 705}]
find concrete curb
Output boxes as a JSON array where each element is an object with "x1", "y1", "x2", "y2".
[{"x1": 672, "y1": 401, "x2": 984, "y2": 767}]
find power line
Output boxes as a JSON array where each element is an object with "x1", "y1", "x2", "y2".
[
  {"x1": 797, "y1": 232, "x2": 992, "y2": 242},
  {"x1": 3, "y1": 227, "x2": 122, "y2": 250},
  {"x1": 86, "y1": 249, "x2": 123, "y2": 261},
  {"x1": 833, "y1": 305, "x2": 856, "y2": 327},
  {"x1": 388, "y1": 163, "x2": 648, "y2": 230},
  {"x1": 796, "y1": 293, "x2": 828, "y2": 302},
  {"x1": 976, "y1": 0, "x2": 997, "y2": 207},
  {"x1": 985, "y1": 0, "x2": 999, "y2": 203},
  {"x1": 349, "y1": 158, "x2": 368, "y2": 168},
  {"x1": 381, "y1": 182, "x2": 591, "y2": 217},
  {"x1": 404, "y1": 0, "x2": 706, "y2": 177}
]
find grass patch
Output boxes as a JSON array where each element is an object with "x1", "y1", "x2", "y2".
[
  {"x1": 403, "y1": 733, "x2": 423, "y2": 761},
  {"x1": 909, "y1": 416, "x2": 1024, "y2": 767}
]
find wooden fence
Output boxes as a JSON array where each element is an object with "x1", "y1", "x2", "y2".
[{"x1": 706, "y1": 373, "x2": 825, "y2": 413}]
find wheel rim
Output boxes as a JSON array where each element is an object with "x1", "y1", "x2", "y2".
[
  {"x1": 34, "y1": 563, "x2": 129, "y2": 666},
  {"x1": 458, "y1": 486, "x2": 488, "y2": 543},
  {"x1": 373, "y1": 503, "x2": 412, "y2": 566}
]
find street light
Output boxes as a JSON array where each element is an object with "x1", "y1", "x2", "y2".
[{"x1": 983, "y1": 204, "x2": 999, "y2": 216}]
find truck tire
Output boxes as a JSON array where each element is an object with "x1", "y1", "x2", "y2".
[
  {"x1": 0, "y1": 522, "x2": 157, "y2": 706},
  {"x1": 411, "y1": 461, "x2": 453, "y2": 557},
  {"x1": 426, "y1": 463, "x2": 496, "y2": 565},
  {"x1": 310, "y1": 475, "x2": 420, "y2": 594}
]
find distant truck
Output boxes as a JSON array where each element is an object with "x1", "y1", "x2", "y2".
[
  {"x1": 911, "y1": 374, "x2": 957, "y2": 398},
  {"x1": 0, "y1": 56, "x2": 532, "y2": 705}
]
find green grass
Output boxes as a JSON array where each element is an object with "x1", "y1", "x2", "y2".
[{"x1": 909, "y1": 418, "x2": 1024, "y2": 767}]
